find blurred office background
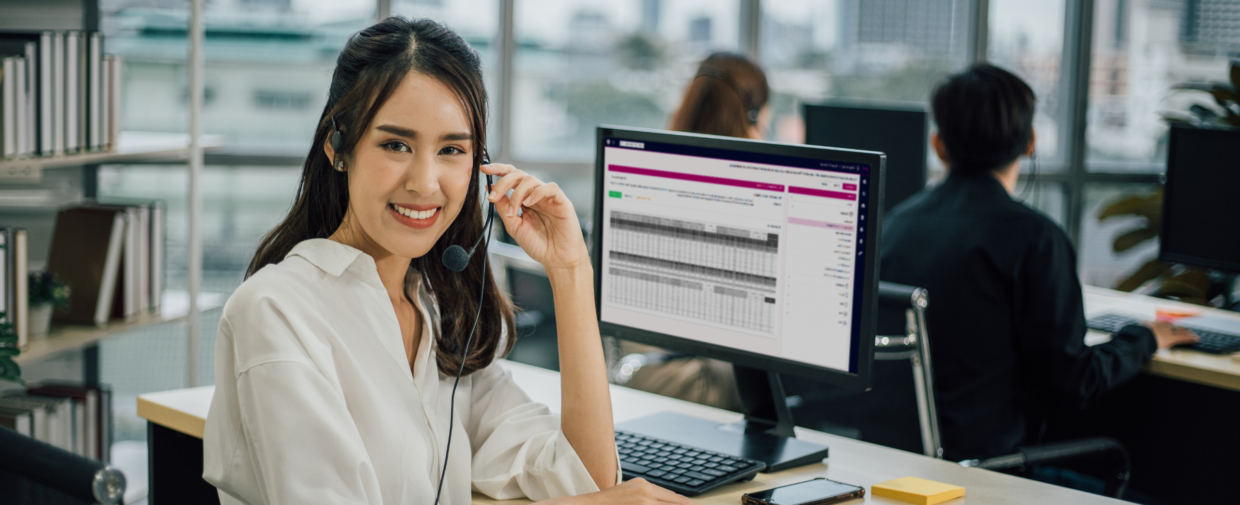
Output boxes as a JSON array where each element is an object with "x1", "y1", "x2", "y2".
[{"x1": 45, "y1": 0, "x2": 1238, "y2": 473}]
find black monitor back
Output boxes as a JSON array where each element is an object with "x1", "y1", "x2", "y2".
[
  {"x1": 804, "y1": 102, "x2": 927, "y2": 213},
  {"x1": 1160, "y1": 125, "x2": 1240, "y2": 272}
]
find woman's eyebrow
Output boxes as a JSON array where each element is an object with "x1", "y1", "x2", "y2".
[
  {"x1": 376, "y1": 124, "x2": 416, "y2": 138},
  {"x1": 375, "y1": 124, "x2": 472, "y2": 142}
]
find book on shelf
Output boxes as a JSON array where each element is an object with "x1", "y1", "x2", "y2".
[
  {"x1": 87, "y1": 32, "x2": 101, "y2": 151},
  {"x1": 26, "y1": 382, "x2": 109, "y2": 461},
  {"x1": 51, "y1": 31, "x2": 64, "y2": 153},
  {"x1": 104, "y1": 54, "x2": 121, "y2": 151},
  {"x1": 2, "y1": 382, "x2": 112, "y2": 462},
  {"x1": 0, "y1": 393, "x2": 72, "y2": 452},
  {"x1": 0, "y1": 30, "x2": 117, "y2": 159},
  {"x1": 0, "y1": 34, "x2": 40, "y2": 157},
  {"x1": 64, "y1": 30, "x2": 79, "y2": 153},
  {"x1": 1, "y1": 55, "x2": 19, "y2": 158},
  {"x1": 46, "y1": 205, "x2": 125, "y2": 326},
  {"x1": 0, "y1": 227, "x2": 29, "y2": 347},
  {"x1": 46, "y1": 201, "x2": 165, "y2": 326},
  {"x1": 100, "y1": 198, "x2": 165, "y2": 316},
  {"x1": 39, "y1": 31, "x2": 53, "y2": 155},
  {"x1": 0, "y1": 404, "x2": 34, "y2": 436}
]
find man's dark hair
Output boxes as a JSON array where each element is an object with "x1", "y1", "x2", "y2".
[{"x1": 931, "y1": 63, "x2": 1036, "y2": 175}]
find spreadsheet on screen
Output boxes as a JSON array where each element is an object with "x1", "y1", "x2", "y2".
[{"x1": 598, "y1": 137, "x2": 872, "y2": 373}]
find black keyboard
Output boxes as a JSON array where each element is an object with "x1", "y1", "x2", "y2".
[
  {"x1": 616, "y1": 430, "x2": 765, "y2": 496},
  {"x1": 1086, "y1": 313, "x2": 1240, "y2": 354}
]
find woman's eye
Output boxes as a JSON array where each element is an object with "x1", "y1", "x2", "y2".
[
  {"x1": 383, "y1": 141, "x2": 411, "y2": 153},
  {"x1": 439, "y1": 146, "x2": 466, "y2": 156}
]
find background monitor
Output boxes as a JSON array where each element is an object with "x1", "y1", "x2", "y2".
[
  {"x1": 804, "y1": 101, "x2": 927, "y2": 213},
  {"x1": 593, "y1": 126, "x2": 884, "y2": 471},
  {"x1": 1160, "y1": 125, "x2": 1240, "y2": 273}
]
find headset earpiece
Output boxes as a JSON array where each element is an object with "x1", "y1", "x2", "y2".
[
  {"x1": 330, "y1": 117, "x2": 343, "y2": 152},
  {"x1": 697, "y1": 67, "x2": 760, "y2": 126}
]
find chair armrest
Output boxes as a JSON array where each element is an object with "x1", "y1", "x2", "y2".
[
  {"x1": 0, "y1": 426, "x2": 126, "y2": 504},
  {"x1": 960, "y1": 437, "x2": 1130, "y2": 498}
]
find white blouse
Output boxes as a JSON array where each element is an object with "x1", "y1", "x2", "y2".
[{"x1": 203, "y1": 238, "x2": 614, "y2": 504}]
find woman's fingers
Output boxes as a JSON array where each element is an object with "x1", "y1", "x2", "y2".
[
  {"x1": 485, "y1": 164, "x2": 527, "y2": 203},
  {"x1": 616, "y1": 479, "x2": 694, "y2": 504},
  {"x1": 480, "y1": 162, "x2": 515, "y2": 177},
  {"x1": 521, "y1": 182, "x2": 562, "y2": 209},
  {"x1": 507, "y1": 176, "x2": 546, "y2": 217}
]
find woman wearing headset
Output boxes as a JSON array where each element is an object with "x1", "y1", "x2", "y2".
[{"x1": 202, "y1": 18, "x2": 690, "y2": 505}]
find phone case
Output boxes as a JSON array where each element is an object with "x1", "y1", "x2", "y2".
[{"x1": 741, "y1": 485, "x2": 865, "y2": 505}]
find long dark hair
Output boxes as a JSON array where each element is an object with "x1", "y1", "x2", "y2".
[
  {"x1": 669, "y1": 52, "x2": 769, "y2": 138},
  {"x1": 248, "y1": 17, "x2": 515, "y2": 376}
]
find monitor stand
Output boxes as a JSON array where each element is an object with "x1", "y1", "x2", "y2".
[{"x1": 616, "y1": 364, "x2": 830, "y2": 473}]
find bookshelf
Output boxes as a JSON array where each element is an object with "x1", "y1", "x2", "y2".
[
  {"x1": 0, "y1": 132, "x2": 225, "y2": 182},
  {"x1": 2, "y1": 0, "x2": 212, "y2": 391},
  {"x1": 15, "y1": 290, "x2": 227, "y2": 365}
]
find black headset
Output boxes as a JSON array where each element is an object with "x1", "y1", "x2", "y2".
[
  {"x1": 329, "y1": 116, "x2": 494, "y2": 504},
  {"x1": 697, "y1": 66, "x2": 760, "y2": 125},
  {"x1": 433, "y1": 150, "x2": 493, "y2": 505}
]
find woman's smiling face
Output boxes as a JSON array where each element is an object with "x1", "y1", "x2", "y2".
[{"x1": 329, "y1": 70, "x2": 476, "y2": 260}]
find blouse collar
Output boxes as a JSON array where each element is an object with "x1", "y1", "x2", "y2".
[
  {"x1": 287, "y1": 238, "x2": 444, "y2": 385},
  {"x1": 285, "y1": 238, "x2": 370, "y2": 277}
]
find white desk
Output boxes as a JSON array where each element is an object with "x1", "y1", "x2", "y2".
[
  {"x1": 1083, "y1": 286, "x2": 1240, "y2": 391},
  {"x1": 138, "y1": 360, "x2": 1123, "y2": 504}
]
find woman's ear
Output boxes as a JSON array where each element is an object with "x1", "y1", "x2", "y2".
[
  {"x1": 1024, "y1": 128, "x2": 1037, "y2": 156},
  {"x1": 324, "y1": 135, "x2": 337, "y2": 164}
]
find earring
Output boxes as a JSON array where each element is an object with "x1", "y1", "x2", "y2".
[{"x1": 334, "y1": 160, "x2": 346, "y2": 172}]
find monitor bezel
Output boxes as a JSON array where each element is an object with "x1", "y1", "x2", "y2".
[
  {"x1": 1159, "y1": 125, "x2": 1240, "y2": 273},
  {"x1": 592, "y1": 126, "x2": 884, "y2": 391}
]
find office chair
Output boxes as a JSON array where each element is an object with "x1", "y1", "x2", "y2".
[
  {"x1": 873, "y1": 282, "x2": 942, "y2": 458},
  {"x1": 871, "y1": 284, "x2": 1132, "y2": 499},
  {"x1": 0, "y1": 425, "x2": 126, "y2": 505}
]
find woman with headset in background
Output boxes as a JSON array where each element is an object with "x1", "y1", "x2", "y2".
[
  {"x1": 202, "y1": 17, "x2": 691, "y2": 505},
  {"x1": 616, "y1": 52, "x2": 770, "y2": 411}
]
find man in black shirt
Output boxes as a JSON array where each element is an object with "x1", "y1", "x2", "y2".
[{"x1": 880, "y1": 64, "x2": 1198, "y2": 462}]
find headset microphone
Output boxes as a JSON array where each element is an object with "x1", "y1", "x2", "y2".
[
  {"x1": 433, "y1": 151, "x2": 494, "y2": 505},
  {"x1": 441, "y1": 153, "x2": 493, "y2": 272},
  {"x1": 441, "y1": 223, "x2": 487, "y2": 272}
]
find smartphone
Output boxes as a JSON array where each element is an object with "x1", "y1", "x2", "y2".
[{"x1": 741, "y1": 478, "x2": 865, "y2": 505}]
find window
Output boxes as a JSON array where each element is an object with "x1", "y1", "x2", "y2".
[
  {"x1": 102, "y1": 0, "x2": 374, "y2": 151},
  {"x1": 392, "y1": 0, "x2": 502, "y2": 151},
  {"x1": 1086, "y1": 0, "x2": 1240, "y2": 172},
  {"x1": 761, "y1": 0, "x2": 971, "y2": 177},
  {"x1": 511, "y1": 0, "x2": 742, "y2": 161},
  {"x1": 988, "y1": 0, "x2": 1068, "y2": 168},
  {"x1": 255, "y1": 90, "x2": 313, "y2": 110}
]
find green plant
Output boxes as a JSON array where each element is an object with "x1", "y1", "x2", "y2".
[
  {"x1": 1159, "y1": 59, "x2": 1240, "y2": 128},
  {"x1": 0, "y1": 312, "x2": 23, "y2": 385},
  {"x1": 1100, "y1": 60, "x2": 1240, "y2": 304},
  {"x1": 29, "y1": 271, "x2": 70, "y2": 309}
]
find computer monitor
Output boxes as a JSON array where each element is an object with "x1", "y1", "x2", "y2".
[
  {"x1": 593, "y1": 126, "x2": 884, "y2": 472},
  {"x1": 1160, "y1": 125, "x2": 1240, "y2": 272},
  {"x1": 804, "y1": 101, "x2": 927, "y2": 213}
]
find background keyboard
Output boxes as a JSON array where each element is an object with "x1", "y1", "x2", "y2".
[
  {"x1": 1086, "y1": 313, "x2": 1240, "y2": 354},
  {"x1": 616, "y1": 430, "x2": 765, "y2": 496}
]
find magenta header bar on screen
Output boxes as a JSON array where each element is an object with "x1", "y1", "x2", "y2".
[
  {"x1": 608, "y1": 165, "x2": 785, "y2": 192},
  {"x1": 789, "y1": 186, "x2": 857, "y2": 201}
]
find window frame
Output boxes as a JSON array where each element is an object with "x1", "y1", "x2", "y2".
[{"x1": 177, "y1": 0, "x2": 1162, "y2": 249}]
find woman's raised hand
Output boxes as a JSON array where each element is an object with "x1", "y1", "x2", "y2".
[{"x1": 482, "y1": 163, "x2": 589, "y2": 271}]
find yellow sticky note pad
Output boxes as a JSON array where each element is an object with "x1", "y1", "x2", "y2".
[{"x1": 871, "y1": 477, "x2": 965, "y2": 505}]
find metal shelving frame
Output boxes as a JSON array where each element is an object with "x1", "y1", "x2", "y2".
[{"x1": 0, "y1": 0, "x2": 211, "y2": 389}]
